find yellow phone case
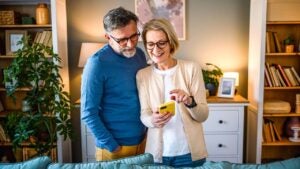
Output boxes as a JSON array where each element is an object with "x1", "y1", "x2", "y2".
[{"x1": 159, "y1": 101, "x2": 175, "y2": 115}]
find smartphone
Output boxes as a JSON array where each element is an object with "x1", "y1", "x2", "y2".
[{"x1": 159, "y1": 101, "x2": 175, "y2": 115}]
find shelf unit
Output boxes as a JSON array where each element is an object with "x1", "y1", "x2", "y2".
[
  {"x1": 0, "y1": 0, "x2": 56, "y2": 163},
  {"x1": 247, "y1": 0, "x2": 300, "y2": 164},
  {"x1": 263, "y1": 20, "x2": 300, "y2": 162},
  {"x1": 0, "y1": 0, "x2": 70, "y2": 163}
]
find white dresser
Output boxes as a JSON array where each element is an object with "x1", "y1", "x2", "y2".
[
  {"x1": 76, "y1": 99, "x2": 97, "y2": 162},
  {"x1": 80, "y1": 95, "x2": 248, "y2": 163},
  {"x1": 204, "y1": 95, "x2": 248, "y2": 163},
  {"x1": 81, "y1": 124, "x2": 96, "y2": 162}
]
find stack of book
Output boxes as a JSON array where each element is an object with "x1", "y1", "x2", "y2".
[
  {"x1": 266, "y1": 31, "x2": 282, "y2": 53},
  {"x1": 33, "y1": 30, "x2": 52, "y2": 47},
  {"x1": 263, "y1": 119, "x2": 282, "y2": 143},
  {"x1": 265, "y1": 62, "x2": 300, "y2": 87}
]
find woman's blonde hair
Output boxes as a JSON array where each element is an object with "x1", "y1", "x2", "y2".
[{"x1": 142, "y1": 18, "x2": 179, "y2": 55}]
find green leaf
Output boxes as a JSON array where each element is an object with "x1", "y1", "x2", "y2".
[{"x1": 3, "y1": 35, "x2": 73, "y2": 155}]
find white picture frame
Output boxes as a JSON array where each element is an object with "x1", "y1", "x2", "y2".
[
  {"x1": 5, "y1": 30, "x2": 27, "y2": 56},
  {"x1": 217, "y1": 77, "x2": 236, "y2": 98},
  {"x1": 135, "y1": 0, "x2": 186, "y2": 40}
]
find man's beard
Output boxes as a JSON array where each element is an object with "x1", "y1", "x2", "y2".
[{"x1": 121, "y1": 48, "x2": 136, "y2": 58}]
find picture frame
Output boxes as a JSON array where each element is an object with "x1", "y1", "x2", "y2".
[
  {"x1": 5, "y1": 30, "x2": 27, "y2": 56},
  {"x1": 135, "y1": 0, "x2": 186, "y2": 40},
  {"x1": 217, "y1": 77, "x2": 236, "y2": 98}
]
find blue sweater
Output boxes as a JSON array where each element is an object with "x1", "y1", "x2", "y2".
[{"x1": 81, "y1": 44, "x2": 147, "y2": 152}]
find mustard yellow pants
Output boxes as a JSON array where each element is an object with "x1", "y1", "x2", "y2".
[{"x1": 95, "y1": 138, "x2": 146, "y2": 161}]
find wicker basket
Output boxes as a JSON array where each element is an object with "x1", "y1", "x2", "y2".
[{"x1": 0, "y1": 11, "x2": 21, "y2": 25}]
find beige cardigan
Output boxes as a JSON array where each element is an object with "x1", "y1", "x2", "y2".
[{"x1": 136, "y1": 59, "x2": 209, "y2": 163}]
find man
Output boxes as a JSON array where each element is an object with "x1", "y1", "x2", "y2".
[{"x1": 81, "y1": 7, "x2": 147, "y2": 161}]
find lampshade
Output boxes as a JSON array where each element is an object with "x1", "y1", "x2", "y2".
[
  {"x1": 78, "y1": 42, "x2": 105, "y2": 67},
  {"x1": 223, "y1": 72, "x2": 239, "y2": 86}
]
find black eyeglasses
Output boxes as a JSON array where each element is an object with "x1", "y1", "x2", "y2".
[
  {"x1": 109, "y1": 32, "x2": 140, "y2": 46},
  {"x1": 146, "y1": 41, "x2": 169, "y2": 50}
]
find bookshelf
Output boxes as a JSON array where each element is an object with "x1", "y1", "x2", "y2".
[
  {"x1": 247, "y1": 0, "x2": 300, "y2": 164},
  {"x1": 0, "y1": 1, "x2": 54, "y2": 163},
  {"x1": 0, "y1": 0, "x2": 70, "y2": 163},
  {"x1": 263, "y1": 21, "x2": 300, "y2": 163}
]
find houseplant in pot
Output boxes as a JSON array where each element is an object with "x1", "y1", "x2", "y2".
[
  {"x1": 3, "y1": 36, "x2": 73, "y2": 159},
  {"x1": 283, "y1": 36, "x2": 295, "y2": 53},
  {"x1": 202, "y1": 63, "x2": 223, "y2": 96}
]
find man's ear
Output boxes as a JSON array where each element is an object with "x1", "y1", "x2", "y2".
[{"x1": 105, "y1": 34, "x2": 110, "y2": 40}]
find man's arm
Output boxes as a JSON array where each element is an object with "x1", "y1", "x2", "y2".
[{"x1": 80, "y1": 57, "x2": 119, "y2": 152}]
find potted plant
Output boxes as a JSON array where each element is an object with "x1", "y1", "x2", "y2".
[
  {"x1": 202, "y1": 63, "x2": 223, "y2": 96},
  {"x1": 3, "y1": 37, "x2": 73, "y2": 159},
  {"x1": 283, "y1": 36, "x2": 295, "y2": 53}
]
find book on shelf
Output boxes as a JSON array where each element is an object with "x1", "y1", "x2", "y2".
[
  {"x1": 264, "y1": 68, "x2": 273, "y2": 87},
  {"x1": 275, "y1": 69, "x2": 286, "y2": 87},
  {"x1": 276, "y1": 64, "x2": 292, "y2": 87},
  {"x1": 38, "y1": 31, "x2": 47, "y2": 44},
  {"x1": 283, "y1": 67, "x2": 298, "y2": 86},
  {"x1": 33, "y1": 32, "x2": 42, "y2": 44},
  {"x1": 33, "y1": 31, "x2": 52, "y2": 46},
  {"x1": 263, "y1": 119, "x2": 282, "y2": 142},
  {"x1": 266, "y1": 31, "x2": 276, "y2": 53},
  {"x1": 43, "y1": 31, "x2": 52, "y2": 46},
  {"x1": 263, "y1": 120, "x2": 272, "y2": 143},
  {"x1": 266, "y1": 31, "x2": 271, "y2": 53},
  {"x1": 264, "y1": 76, "x2": 268, "y2": 87},
  {"x1": 268, "y1": 121, "x2": 276, "y2": 142},
  {"x1": 272, "y1": 121, "x2": 282, "y2": 141},
  {"x1": 266, "y1": 31, "x2": 284, "y2": 53},
  {"x1": 270, "y1": 66, "x2": 280, "y2": 87},
  {"x1": 273, "y1": 32, "x2": 282, "y2": 53},
  {"x1": 46, "y1": 33, "x2": 53, "y2": 47},
  {"x1": 265, "y1": 62, "x2": 275, "y2": 87},
  {"x1": 290, "y1": 66, "x2": 300, "y2": 84}
]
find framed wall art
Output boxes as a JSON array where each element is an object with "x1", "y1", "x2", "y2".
[
  {"x1": 217, "y1": 77, "x2": 236, "y2": 98},
  {"x1": 135, "y1": 0, "x2": 186, "y2": 40},
  {"x1": 5, "y1": 30, "x2": 27, "y2": 56}
]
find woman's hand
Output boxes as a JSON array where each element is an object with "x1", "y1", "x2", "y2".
[
  {"x1": 169, "y1": 89, "x2": 192, "y2": 105},
  {"x1": 151, "y1": 111, "x2": 173, "y2": 128}
]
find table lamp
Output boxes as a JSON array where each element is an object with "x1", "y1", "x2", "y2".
[
  {"x1": 78, "y1": 42, "x2": 105, "y2": 67},
  {"x1": 223, "y1": 72, "x2": 239, "y2": 94}
]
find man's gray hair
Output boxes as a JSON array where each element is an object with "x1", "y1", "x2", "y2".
[{"x1": 103, "y1": 7, "x2": 138, "y2": 32}]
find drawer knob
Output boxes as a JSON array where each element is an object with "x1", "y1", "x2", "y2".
[
  {"x1": 218, "y1": 120, "x2": 224, "y2": 124},
  {"x1": 218, "y1": 144, "x2": 223, "y2": 148}
]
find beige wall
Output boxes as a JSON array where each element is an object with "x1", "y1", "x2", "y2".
[{"x1": 66, "y1": 0, "x2": 250, "y2": 162}]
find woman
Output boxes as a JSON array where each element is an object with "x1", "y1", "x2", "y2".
[{"x1": 136, "y1": 18, "x2": 209, "y2": 168}]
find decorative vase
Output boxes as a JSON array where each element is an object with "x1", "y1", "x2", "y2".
[
  {"x1": 36, "y1": 3, "x2": 50, "y2": 25},
  {"x1": 205, "y1": 83, "x2": 217, "y2": 96},
  {"x1": 285, "y1": 117, "x2": 300, "y2": 137}
]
